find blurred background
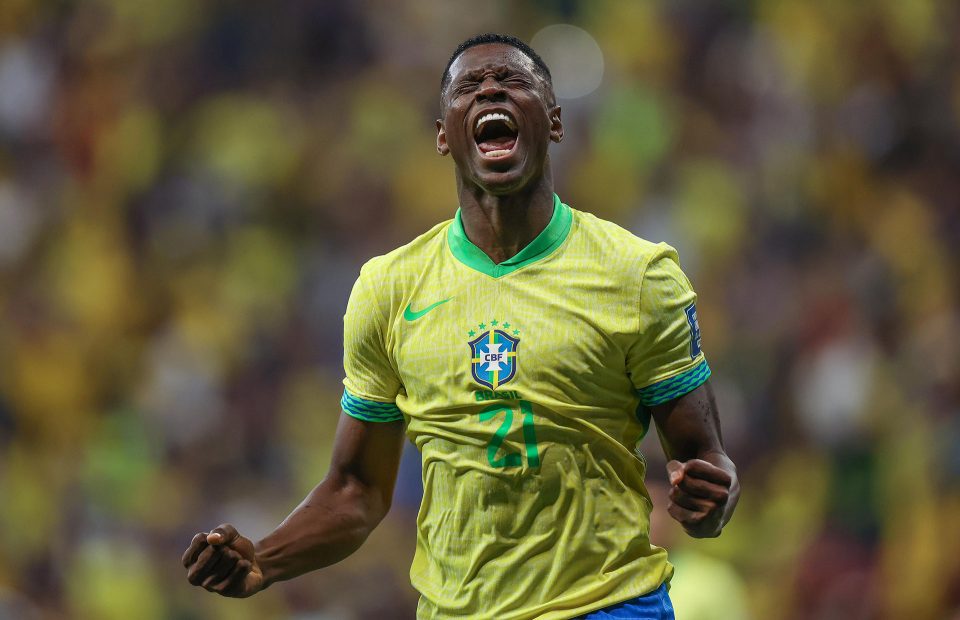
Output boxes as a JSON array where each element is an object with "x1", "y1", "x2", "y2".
[{"x1": 0, "y1": 0, "x2": 958, "y2": 618}]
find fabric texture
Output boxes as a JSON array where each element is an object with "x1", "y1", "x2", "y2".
[{"x1": 341, "y1": 197, "x2": 709, "y2": 619}]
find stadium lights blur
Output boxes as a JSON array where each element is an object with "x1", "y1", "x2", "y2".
[{"x1": 531, "y1": 24, "x2": 605, "y2": 100}]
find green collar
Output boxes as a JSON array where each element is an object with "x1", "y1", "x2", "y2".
[{"x1": 447, "y1": 194, "x2": 573, "y2": 278}]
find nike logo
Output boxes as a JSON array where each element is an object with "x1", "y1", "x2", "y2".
[{"x1": 403, "y1": 298, "x2": 453, "y2": 321}]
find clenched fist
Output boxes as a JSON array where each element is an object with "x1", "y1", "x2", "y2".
[
  {"x1": 665, "y1": 459, "x2": 734, "y2": 538},
  {"x1": 182, "y1": 524, "x2": 264, "y2": 597}
]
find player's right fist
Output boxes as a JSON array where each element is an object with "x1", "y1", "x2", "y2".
[{"x1": 182, "y1": 523, "x2": 264, "y2": 598}]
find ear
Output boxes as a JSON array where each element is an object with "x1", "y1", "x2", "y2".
[
  {"x1": 436, "y1": 119, "x2": 449, "y2": 156},
  {"x1": 549, "y1": 106, "x2": 563, "y2": 143}
]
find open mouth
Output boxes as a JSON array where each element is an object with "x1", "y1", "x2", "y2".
[{"x1": 474, "y1": 112, "x2": 518, "y2": 158}]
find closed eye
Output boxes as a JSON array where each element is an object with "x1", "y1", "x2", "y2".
[
  {"x1": 452, "y1": 82, "x2": 478, "y2": 96},
  {"x1": 504, "y1": 77, "x2": 531, "y2": 88}
]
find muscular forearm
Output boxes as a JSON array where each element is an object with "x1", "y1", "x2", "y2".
[
  {"x1": 653, "y1": 383, "x2": 740, "y2": 538},
  {"x1": 182, "y1": 415, "x2": 403, "y2": 598},
  {"x1": 255, "y1": 473, "x2": 389, "y2": 587}
]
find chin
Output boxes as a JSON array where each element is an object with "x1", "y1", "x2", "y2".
[
  {"x1": 467, "y1": 156, "x2": 540, "y2": 195},
  {"x1": 471, "y1": 170, "x2": 532, "y2": 195}
]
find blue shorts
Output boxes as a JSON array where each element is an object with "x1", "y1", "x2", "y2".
[{"x1": 580, "y1": 584, "x2": 675, "y2": 619}]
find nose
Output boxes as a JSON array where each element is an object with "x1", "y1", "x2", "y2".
[{"x1": 476, "y1": 76, "x2": 505, "y2": 101}]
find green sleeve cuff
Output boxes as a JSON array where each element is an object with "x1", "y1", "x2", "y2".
[
  {"x1": 340, "y1": 390, "x2": 403, "y2": 422},
  {"x1": 637, "y1": 360, "x2": 711, "y2": 406}
]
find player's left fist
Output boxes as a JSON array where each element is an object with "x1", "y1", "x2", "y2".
[{"x1": 665, "y1": 459, "x2": 734, "y2": 538}]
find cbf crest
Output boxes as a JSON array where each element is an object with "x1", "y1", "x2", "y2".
[{"x1": 467, "y1": 319, "x2": 521, "y2": 390}]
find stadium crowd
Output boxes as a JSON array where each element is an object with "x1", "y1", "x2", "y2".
[{"x1": 0, "y1": 1, "x2": 958, "y2": 618}]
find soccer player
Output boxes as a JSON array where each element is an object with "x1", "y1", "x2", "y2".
[{"x1": 182, "y1": 33, "x2": 739, "y2": 619}]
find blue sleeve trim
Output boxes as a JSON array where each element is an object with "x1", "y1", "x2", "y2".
[
  {"x1": 637, "y1": 360, "x2": 711, "y2": 407},
  {"x1": 341, "y1": 390, "x2": 403, "y2": 423}
]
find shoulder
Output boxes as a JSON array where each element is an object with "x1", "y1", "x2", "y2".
[
  {"x1": 358, "y1": 219, "x2": 452, "y2": 284},
  {"x1": 346, "y1": 220, "x2": 452, "y2": 329},
  {"x1": 569, "y1": 207, "x2": 678, "y2": 274}
]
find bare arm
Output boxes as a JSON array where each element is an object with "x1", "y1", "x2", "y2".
[
  {"x1": 182, "y1": 412, "x2": 406, "y2": 597},
  {"x1": 650, "y1": 380, "x2": 739, "y2": 538}
]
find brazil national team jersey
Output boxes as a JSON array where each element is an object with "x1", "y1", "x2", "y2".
[{"x1": 341, "y1": 195, "x2": 710, "y2": 620}]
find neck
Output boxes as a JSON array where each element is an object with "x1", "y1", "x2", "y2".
[{"x1": 456, "y1": 172, "x2": 555, "y2": 265}]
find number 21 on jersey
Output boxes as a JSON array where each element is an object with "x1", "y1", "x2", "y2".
[{"x1": 478, "y1": 400, "x2": 540, "y2": 468}]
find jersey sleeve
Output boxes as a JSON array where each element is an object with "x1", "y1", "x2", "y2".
[
  {"x1": 627, "y1": 244, "x2": 711, "y2": 407},
  {"x1": 341, "y1": 264, "x2": 404, "y2": 423}
]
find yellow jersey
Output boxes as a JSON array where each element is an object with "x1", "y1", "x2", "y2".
[{"x1": 341, "y1": 195, "x2": 710, "y2": 619}]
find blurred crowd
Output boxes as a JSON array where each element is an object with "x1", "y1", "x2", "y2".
[{"x1": 0, "y1": 1, "x2": 958, "y2": 618}]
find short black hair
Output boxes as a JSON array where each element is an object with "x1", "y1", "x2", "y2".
[{"x1": 441, "y1": 33, "x2": 553, "y2": 93}]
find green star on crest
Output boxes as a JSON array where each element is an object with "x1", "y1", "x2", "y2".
[
  {"x1": 513, "y1": 329, "x2": 520, "y2": 335},
  {"x1": 478, "y1": 322, "x2": 486, "y2": 330},
  {"x1": 490, "y1": 319, "x2": 498, "y2": 326},
  {"x1": 502, "y1": 322, "x2": 510, "y2": 329},
  {"x1": 468, "y1": 330, "x2": 475, "y2": 337}
]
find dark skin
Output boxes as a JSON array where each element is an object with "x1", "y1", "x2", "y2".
[
  {"x1": 183, "y1": 41, "x2": 738, "y2": 598},
  {"x1": 437, "y1": 44, "x2": 563, "y2": 263},
  {"x1": 182, "y1": 414, "x2": 405, "y2": 597},
  {"x1": 652, "y1": 383, "x2": 739, "y2": 538}
]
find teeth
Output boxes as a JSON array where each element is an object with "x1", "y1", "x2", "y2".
[{"x1": 475, "y1": 112, "x2": 516, "y2": 133}]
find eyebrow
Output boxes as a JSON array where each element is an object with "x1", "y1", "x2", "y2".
[{"x1": 455, "y1": 64, "x2": 520, "y2": 83}]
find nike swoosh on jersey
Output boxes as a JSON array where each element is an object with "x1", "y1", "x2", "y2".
[{"x1": 403, "y1": 298, "x2": 453, "y2": 321}]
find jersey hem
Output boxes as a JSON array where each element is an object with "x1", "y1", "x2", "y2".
[
  {"x1": 637, "y1": 359, "x2": 711, "y2": 406},
  {"x1": 414, "y1": 569, "x2": 673, "y2": 620}
]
